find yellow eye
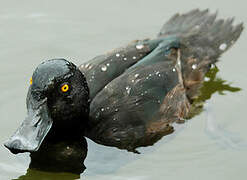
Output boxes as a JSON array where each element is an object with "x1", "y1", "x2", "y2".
[
  {"x1": 30, "y1": 78, "x2": 33, "y2": 85},
  {"x1": 61, "y1": 84, "x2": 69, "y2": 92}
]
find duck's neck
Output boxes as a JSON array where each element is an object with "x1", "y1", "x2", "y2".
[
  {"x1": 29, "y1": 115, "x2": 89, "y2": 173},
  {"x1": 45, "y1": 113, "x2": 89, "y2": 143},
  {"x1": 29, "y1": 137, "x2": 88, "y2": 174}
]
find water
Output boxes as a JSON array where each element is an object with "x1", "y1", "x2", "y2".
[{"x1": 0, "y1": 0, "x2": 247, "y2": 179}]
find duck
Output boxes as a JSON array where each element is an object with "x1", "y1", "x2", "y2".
[{"x1": 4, "y1": 9, "x2": 243, "y2": 156}]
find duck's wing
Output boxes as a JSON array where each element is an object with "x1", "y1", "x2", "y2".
[
  {"x1": 79, "y1": 39, "x2": 163, "y2": 100},
  {"x1": 85, "y1": 9, "x2": 243, "y2": 152},
  {"x1": 86, "y1": 44, "x2": 190, "y2": 152},
  {"x1": 81, "y1": 9, "x2": 243, "y2": 102}
]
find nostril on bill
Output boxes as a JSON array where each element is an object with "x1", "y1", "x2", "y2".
[{"x1": 4, "y1": 139, "x2": 26, "y2": 154}]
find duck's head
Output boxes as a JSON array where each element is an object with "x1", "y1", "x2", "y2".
[{"x1": 4, "y1": 59, "x2": 90, "y2": 154}]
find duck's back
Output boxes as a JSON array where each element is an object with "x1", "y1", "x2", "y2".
[
  {"x1": 79, "y1": 38, "x2": 163, "y2": 100},
  {"x1": 81, "y1": 9, "x2": 243, "y2": 152}
]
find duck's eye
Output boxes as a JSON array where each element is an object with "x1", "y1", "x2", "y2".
[
  {"x1": 61, "y1": 83, "x2": 70, "y2": 93},
  {"x1": 30, "y1": 77, "x2": 33, "y2": 85}
]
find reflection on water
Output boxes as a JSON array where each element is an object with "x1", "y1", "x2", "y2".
[
  {"x1": 13, "y1": 66, "x2": 242, "y2": 180},
  {"x1": 200, "y1": 67, "x2": 247, "y2": 149},
  {"x1": 198, "y1": 66, "x2": 241, "y2": 101},
  {"x1": 188, "y1": 66, "x2": 247, "y2": 150},
  {"x1": 14, "y1": 169, "x2": 80, "y2": 180},
  {"x1": 188, "y1": 66, "x2": 241, "y2": 118}
]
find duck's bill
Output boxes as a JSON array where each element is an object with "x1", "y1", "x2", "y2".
[{"x1": 4, "y1": 94, "x2": 52, "y2": 154}]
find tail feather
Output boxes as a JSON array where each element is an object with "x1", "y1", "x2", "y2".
[
  {"x1": 158, "y1": 9, "x2": 244, "y2": 100},
  {"x1": 158, "y1": 9, "x2": 215, "y2": 38},
  {"x1": 159, "y1": 9, "x2": 243, "y2": 60}
]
